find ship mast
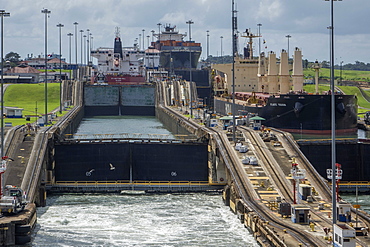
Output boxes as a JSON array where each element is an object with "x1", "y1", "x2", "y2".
[
  {"x1": 240, "y1": 29, "x2": 261, "y2": 59},
  {"x1": 115, "y1": 26, "x2": 120, "y2": 38}
]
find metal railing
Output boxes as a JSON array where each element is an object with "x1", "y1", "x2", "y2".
[{"x1": 50, "y1": 180, "x2": 210, "y2": 186}]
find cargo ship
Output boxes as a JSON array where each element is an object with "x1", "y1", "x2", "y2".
[
  {"x1": 212, "y1": 30, "x2": 358, "y2": 135},
  {"x1": 91, "y1": 28, "x2": 146, "y2": 85},
  {"x1": 152, "y1": 24, "x2": 202, "y2": 70}
]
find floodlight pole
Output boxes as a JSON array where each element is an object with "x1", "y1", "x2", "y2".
[
  {"x1": 57, "y1": 23, "x2": 64, "y2": 114},
  {"x1": 186, "y1": 20, "x2": 194, "y2": 118},
  {"x1": 67, "y1": 33, "x2": 73, "y2": 81},
  {"x1": 42, "y1": 8, "x2": 51, "y2": 126},
  {"x1": 0, "y1": 10, "x2": 10, "y2": 157},
  {"x1": 232, "y1": 0, "x2": 237, "y2": 142},
  {"x1": 257, "y1": 24, "x2": 262, "y2": 56},
  {"x1": 329, "y1": 0, "x2": 337, "y2": 226}
]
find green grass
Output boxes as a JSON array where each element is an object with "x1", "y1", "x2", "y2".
[
  {"x1": 337, "y1": 86, "x2": 370, "y2": 109},
  {"x1": 3, "y1": 83, "x2": 67, "y2": 126},
  {"x1": 363, "y1": 88, "x2": 370, "y2": 99},
  {"x1": 303, "y1": 84, "x2": 330, "y2": 94},
  {"x1": 304, "y1": 68, "x2": 370, "y2": 82}
]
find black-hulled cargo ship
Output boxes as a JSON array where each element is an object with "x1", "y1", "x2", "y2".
[
  {"x1": 214, "y1": 92, "x2": 358, "y2": 134},
  {"x1": 212, "y1": 30, "x2": 358, "y2": 134},
  {"x1": 152, "y1": 25, "x2": 202, "y2": 69}
]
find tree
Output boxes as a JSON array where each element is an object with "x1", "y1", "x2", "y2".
[{"x1": 5, "y1": 52, "x2": 21, "y2": 67}]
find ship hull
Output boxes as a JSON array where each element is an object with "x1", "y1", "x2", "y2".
[
  {"x1": 93, "y1": 73, "x2": 146, "y2": 85},
  {"x1": 160, "y1": 50, "x2": 201, "y2": 69},
  {"x1": 214, "y1": 94, "x2": 358, "y2": 134}
]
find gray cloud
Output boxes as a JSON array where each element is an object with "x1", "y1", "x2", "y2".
[{"x1": 2, "y1": 0, "x2": 369, "y2": 63}]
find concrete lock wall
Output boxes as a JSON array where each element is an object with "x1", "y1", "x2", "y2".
[
  {"x1": 84, "y1": 85, "x2": 155, "y2": 116},
  {"x1": 155, "y1": 107, "x2": 193, "y2": 136},
  {"x1": 53, "y1": 142, "x2": 208, "y2": 182},
  {"x1": 84, "y1": 86, "x2": 120, "y2": 106},
  {"x1": 121, "y1": 86, "x2": 155, "y2": 106}
]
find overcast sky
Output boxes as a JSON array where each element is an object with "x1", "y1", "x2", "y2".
[{"x1": 2, "y1": 0, "x2": 369, "y2": 65}]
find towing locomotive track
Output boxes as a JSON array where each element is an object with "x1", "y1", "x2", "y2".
[
  {"x1": 240, "y1": 126, "x2": 370, "y2": 246},
  {"x1": 212, "y1": 128, "x2": 323, "y2": 246},
  {"x1": 157, "y1": 79, "x2": 322, "y2": 245}
]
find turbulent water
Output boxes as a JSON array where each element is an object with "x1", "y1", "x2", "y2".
[
  {"x1": 31, "y1": 194, "x2": 258, "y2": 247},
  {"x1": 341, "y1": 194, "x2": 370, "y2": 213},
  {"x1": 30, "y1": 116, "x2": 258, "y2": 246}
]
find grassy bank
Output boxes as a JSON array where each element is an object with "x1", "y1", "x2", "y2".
[
  {"x1": 304, "y1": 68, "x2": 370, "y2": 82},
  {"x1": 3, "y1": 83, "x2": 66, "y2": 126}
]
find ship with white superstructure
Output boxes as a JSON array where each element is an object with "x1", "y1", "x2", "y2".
[{"x1": 91, "y1": 27, "x2": 146, "y2": 85}]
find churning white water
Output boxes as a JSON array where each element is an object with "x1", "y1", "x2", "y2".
[{"x1": 32, "y1": 194, "x2": 258, "y2": 247}]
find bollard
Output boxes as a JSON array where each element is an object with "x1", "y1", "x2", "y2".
[
  {"x1": 310, "y1": 222, "x2": 315, "y2": 232},
  {"x1": 328, "y1": 236, "x2": 332, "y2": 243}
]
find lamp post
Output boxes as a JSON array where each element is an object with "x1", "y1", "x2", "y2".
[
  {"x1": 206, "y1": 30, "x2": 209, "y2": 61},
  {"x1": 232, "y1": 0, "x2": 237, "y2": 142},
  {"x1": 220, "y1": 36, "x2": 223, "y2": 63},
  {"x1": 73, "y1": 22, "x2": 78, "y2": 66},
  {"x1": 151, "y1": 30, "x2": 155, "y2": 43},
  {"x1": 285, "y1": 34, "x2": 291, "y2": 58},
  {"x1": 90, "y1": 36, "x2": 93, "y2": 51},
  {"x1": 56, "y1": 23, "x2": 64, "y2": 114},
  {"x1": 67, "y1": 33, "x2": 73, "y2": 80},
  {"x1": 42, "y1": 8, "x2": 51, "y2": 126},
  {"x1": 80, "y1": 30, "x2": 84, "y2": 65},
  {"x1": 0, "y1": 10, "x2": 10, "y2": 157},
  {"x1": 157, "y1": 23, "x2": 162, "y2": 47},
  {"x1": 142, "y1": 29, "x2": 145, "y2": 50},
  {"x1": 83, "y1": 35, "x2": 86, "y2": 65},
  {"x1": 257, "y1": 23, "x2": 262, "y2": 56},
  {"x1": 139, "y1": 34, "x2": 142, "y2": 51},
  {"x1": 186, "y1": 20, "x2": 194, "y2": 118},
  {"x1": 340, "y1": 60, "x2": 343, "y2": 84},
  {"x1": 325, "y1": 0, "x2": 342, "y2": 227},
  {"x1": 86, "y1": 29, "x2": 90, "y2": 65},
  {"x1": 89, "y1": 33, "x2": 93, "y2": 64}
]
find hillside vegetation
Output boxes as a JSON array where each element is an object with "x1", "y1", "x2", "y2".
[{"x1": 3, "y1": 83, "x2": 64, "y2": 126}]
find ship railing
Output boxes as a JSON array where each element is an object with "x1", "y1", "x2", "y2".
[
  {"x1": 337, "y1": 181, "x2": 370, "y2": 186},
  {"x1": 63, "y1": 133, "x2": 196, "y2": 143},
  {"x1": 48, "y1": 181, "x2": 210, "y2": 186}
]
